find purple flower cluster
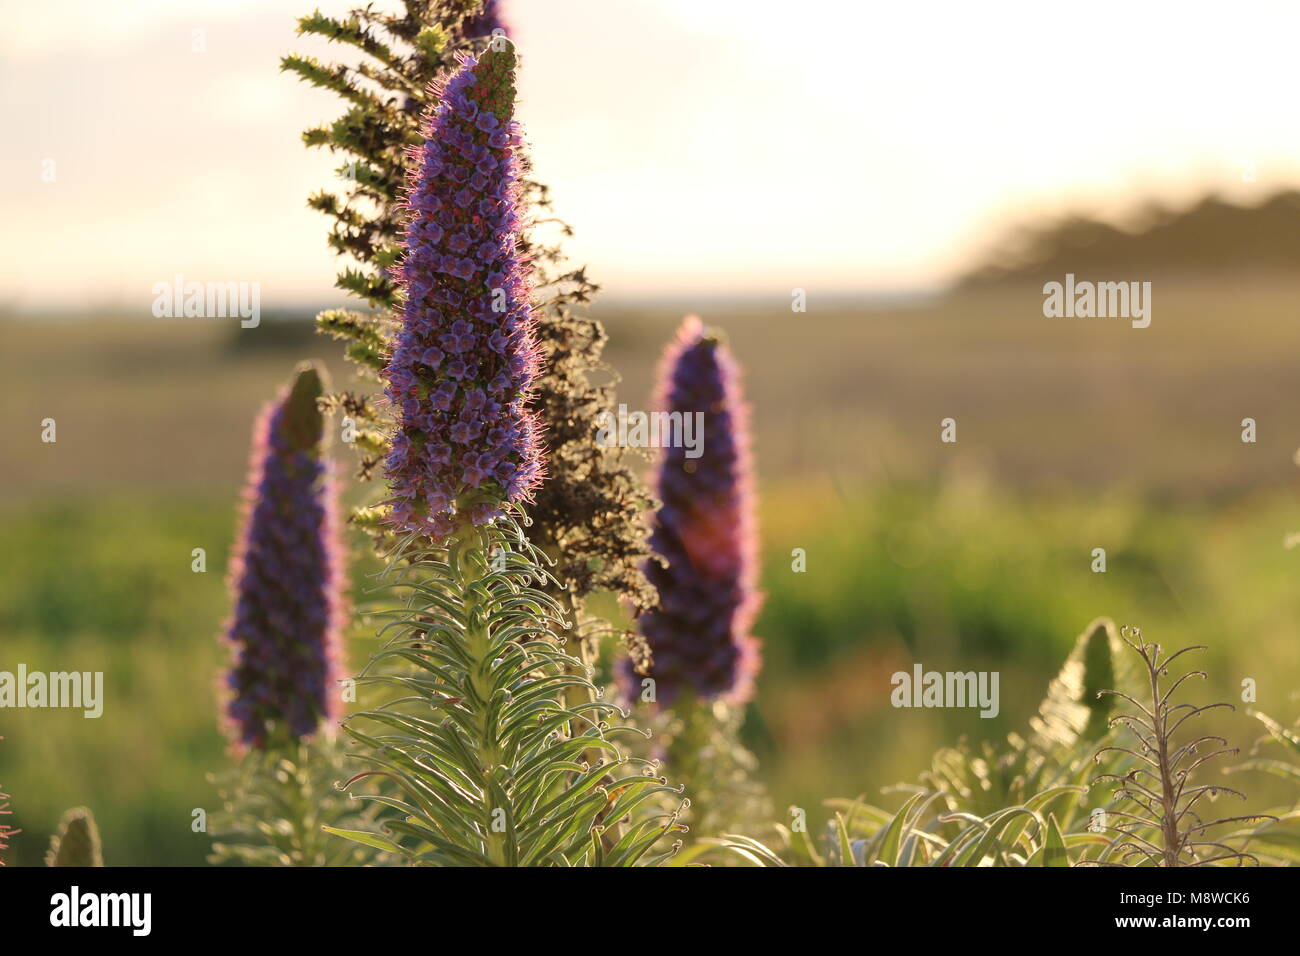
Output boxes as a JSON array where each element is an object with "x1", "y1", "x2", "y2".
[
  {"x1": 383, "y1": 47, "x2": 543, "y2": 539},
  {"x1": 633, "y1": 316, "x2": 762, "y2": 705},
  {"x1": 223, "y1": 365, "x2": 345, "y2": 750}
]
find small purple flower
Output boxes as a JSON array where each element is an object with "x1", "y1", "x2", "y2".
[
  {"x1": 629, "y1": 316, "x2": 763, "y2": 706},
  {"x1": 429, "y1": 381, "x2": 457, "y2": 411},
  {"x1": 426, "y1": 444, "x2": 452, "y2": 468},
  {"x1": 222, "y1": 364, "x2": 346, "y2": 750},
  {"x1": 383, "y1": 47, "x2": 544, "y2": 538}
]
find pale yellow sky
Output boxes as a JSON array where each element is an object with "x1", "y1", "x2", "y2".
[{"x1": 2, "y1": 0, "x2": 1299, "y2": 312}]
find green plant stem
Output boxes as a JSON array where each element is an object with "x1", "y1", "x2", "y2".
[
  {"x1": 668, "y1": 691, "x2": 708, "y2": 837},
  {"x1": 451, "y1": 523, "x2": 509, "y2": 865}
]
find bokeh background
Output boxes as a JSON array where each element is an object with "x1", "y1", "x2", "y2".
[{"x1": 3, "y1": 0, "x2": 1300, "y2": 864}]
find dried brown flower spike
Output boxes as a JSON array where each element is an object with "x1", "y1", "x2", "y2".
[{"x1": 1091, "y1": 626, "x2": 1273, "y2": 866}]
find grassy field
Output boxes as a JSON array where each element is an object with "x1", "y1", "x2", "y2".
[{"x1": 3, "y1": 278, "x2": 1300, "y2": 864}]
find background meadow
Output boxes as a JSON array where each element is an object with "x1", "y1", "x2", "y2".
[{"x1": 4, "y1": 275, "x2": 1300, "y2": 864}]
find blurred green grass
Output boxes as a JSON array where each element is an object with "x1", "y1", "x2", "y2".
[
  {"x1": 3, "y1": 282, "x2": 1300, "y2": 863},
  {"x1": 3, "y1": 478, "x2": 1298, "y2": 864},
  {"x1": 0, "y1": 493, "x2": 232, "y2": 865},
  {"x1": 750, "y1": 478, "x2": 1300, "y2": 822}
]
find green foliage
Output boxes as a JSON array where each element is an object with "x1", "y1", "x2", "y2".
[
  {"x1": 706, "y1": 795, "x2": 1110, "y2": 868},
  {"x1": 1031, "y1": 617, "x2": 1138, "y2": 749},
  {"x1": 45, "y1": 807, "x2": 103, "y2": 867},
  {"x1": 698, "y1": 617, "x2": 1142, "y2": 866},
  {"x1": 910, "y1": 618, "x2": 1136, "y2": 828},
  {"x1": 724, "y1": 624, "x2": 1299, "y2": 869},
  {"x1": 209, "y1": 737, "x2": 379, "y2": 867},
  {"x1": 630, "y1": 694, "x2": 772, "y2": 850},
  {"x1": 1226, "y1": 706, "x2": 1300, "y2": 864},
  {"x1": 333, "y1": 511, "x2": 685, "y2": 865}
]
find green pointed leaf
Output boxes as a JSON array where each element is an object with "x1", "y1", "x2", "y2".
[
  {"x1": 1030, "y1": 617, "x2": 1139, "y2": 752},
  {"x1": 1042, "y1": 813, "x2": 1069, "y2": 867},
  {"x1": 320, "y1": 825, "x2": 403, "y2": 854}
]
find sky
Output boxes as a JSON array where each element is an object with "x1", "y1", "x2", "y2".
[{"x1": 2, "y1": 0, "x2": 1299, "y2": 312}]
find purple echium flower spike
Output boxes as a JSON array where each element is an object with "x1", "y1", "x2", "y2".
[
  {"x1": 463, "y1": 0, "x2": 509, "y2": 39},
  {"x1": 222, "y1": 364, "x2": 346, "y2": 750},
  {"x1": 0, "y1": 738, "x2": 17, "y2": 865},
  {"x1": 383, "y1": 46, "x2": 543, "y2": 539},
  {"x1": 632, "y1": 316, "x2": 763, "y2": 706}
]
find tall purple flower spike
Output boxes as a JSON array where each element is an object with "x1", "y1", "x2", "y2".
[
  {"x1": 383, "y1": 46, "x2": 543, "y2": 539},
  {"x1": 464, "y1": 0, "x2": 509, "y2": 39},
  {"x1": 223, "y1": 364, "x2": 346, "y2": 750},
  {"x1": 633, "y1": 316, "x2": 763, "y2": 706},
  {"x1": 0, "y1": 738, "x2": 16, "y2": 865}
]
